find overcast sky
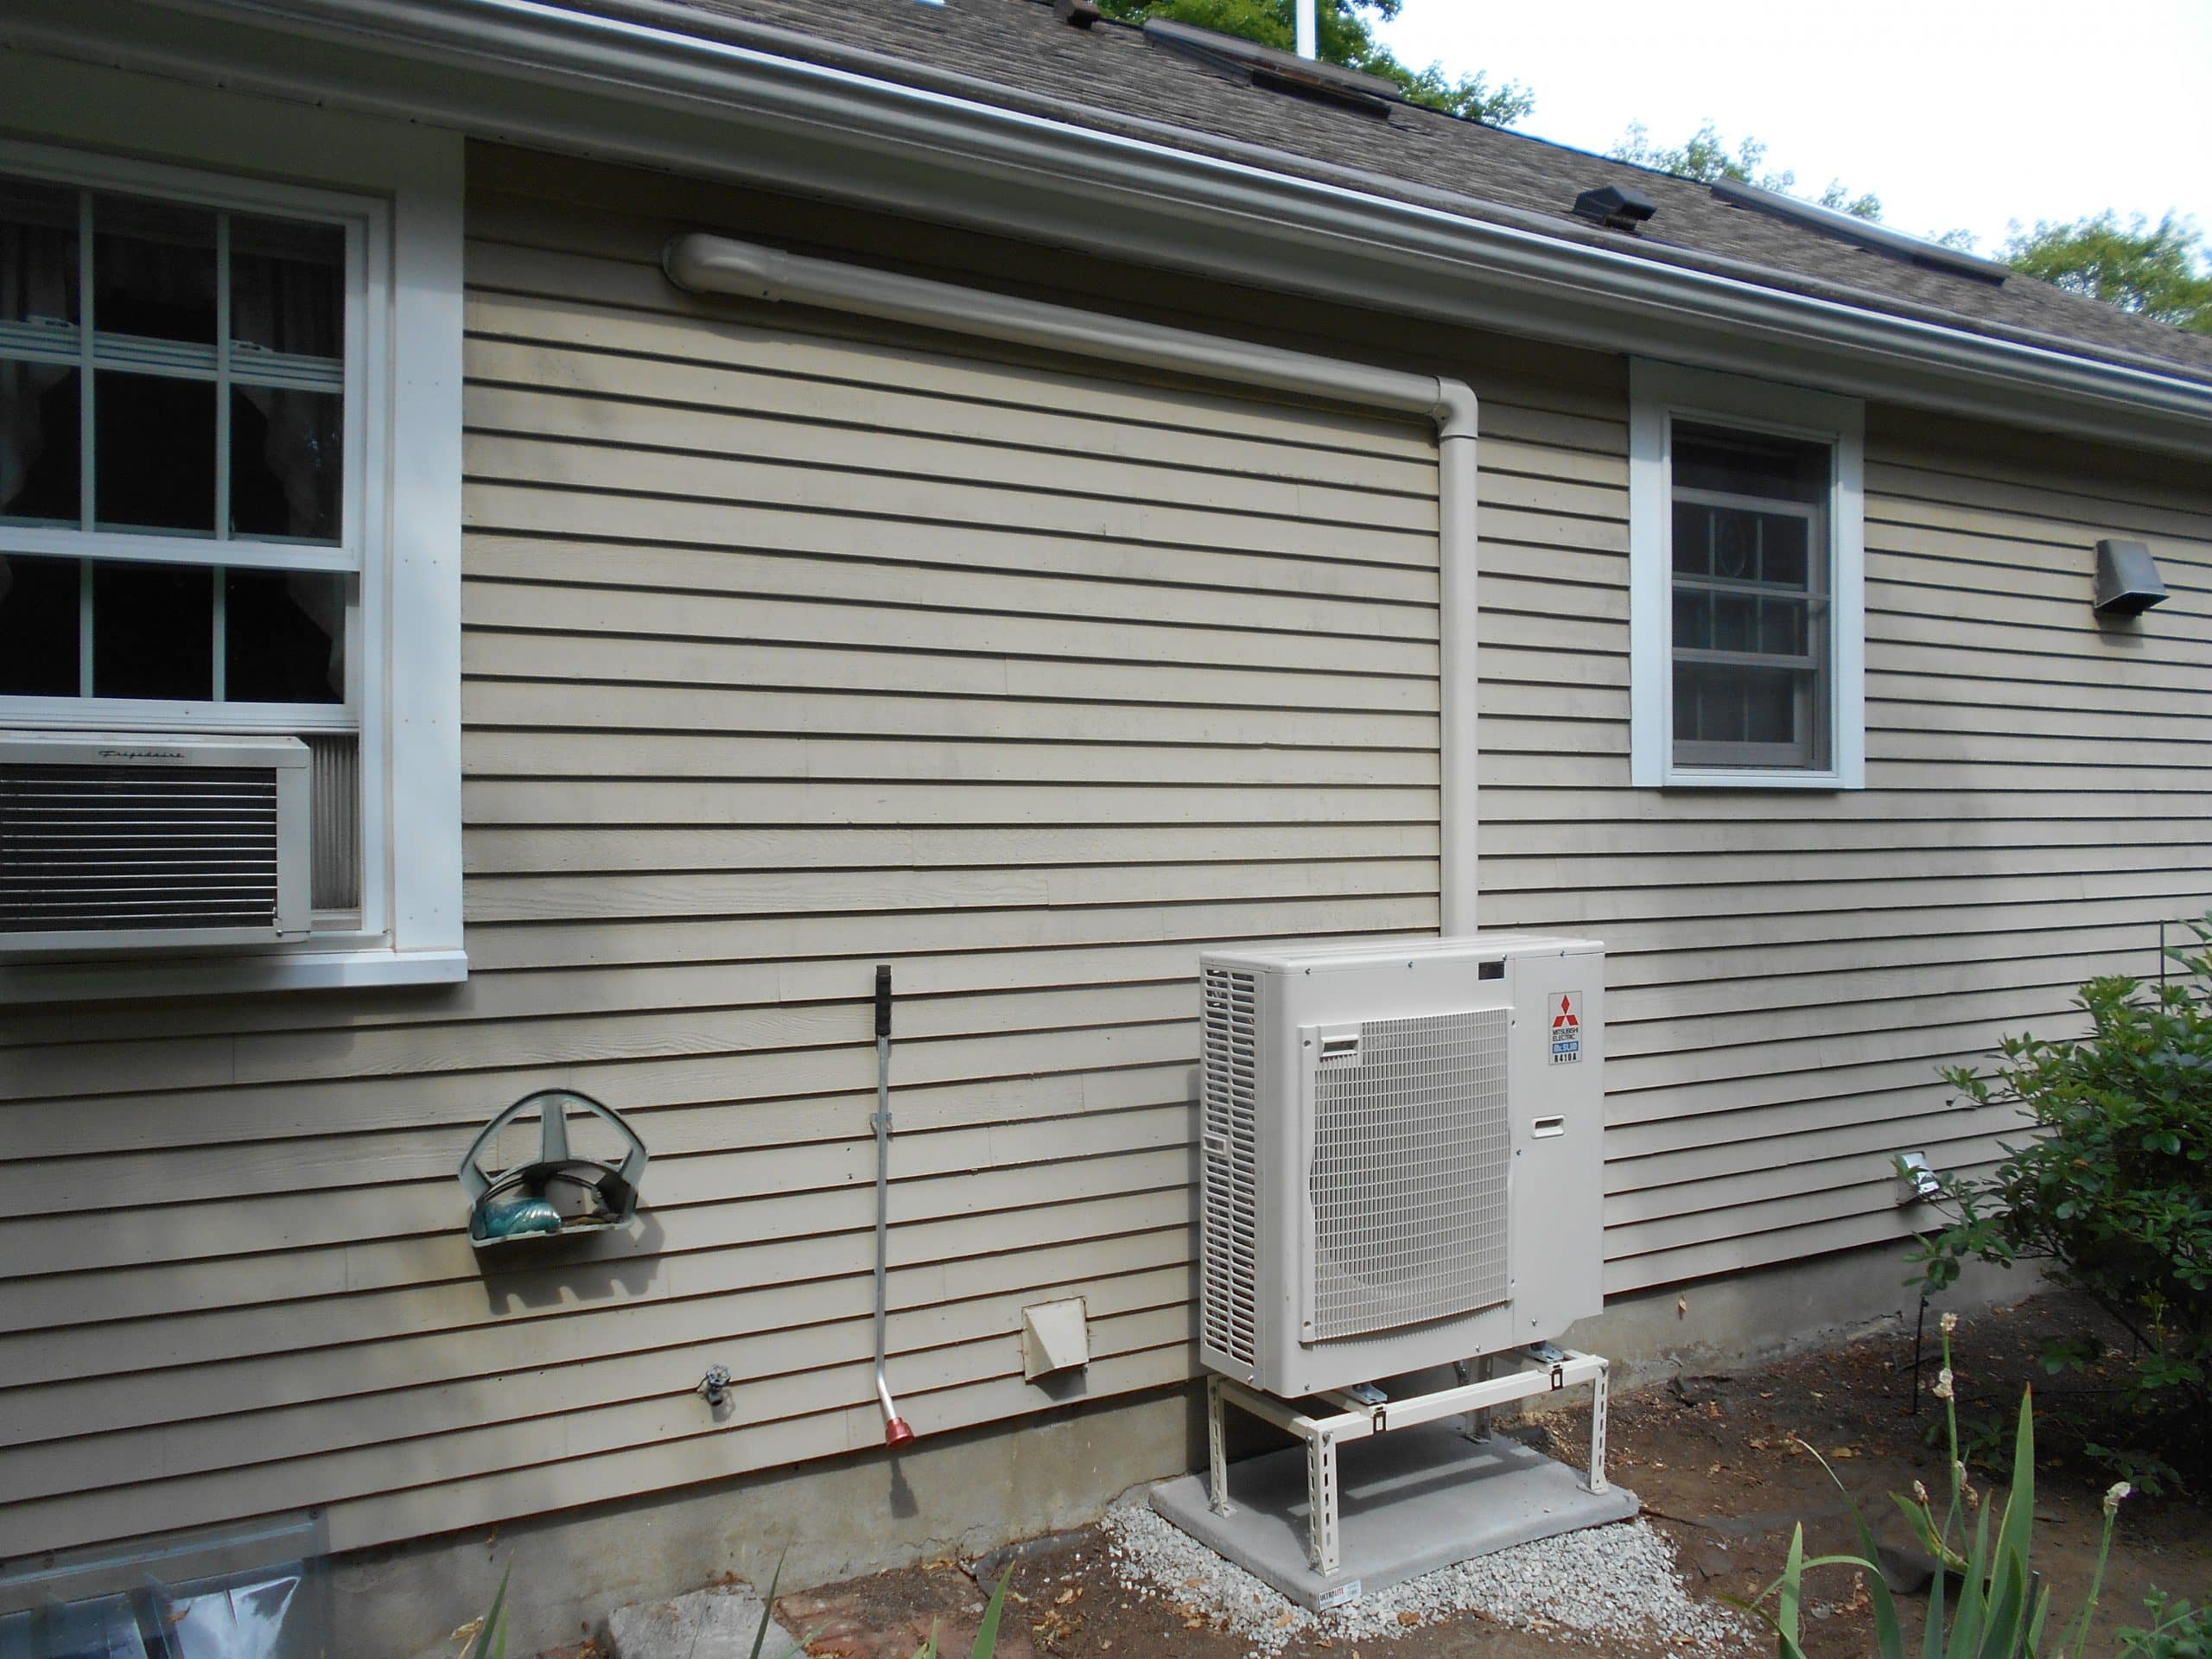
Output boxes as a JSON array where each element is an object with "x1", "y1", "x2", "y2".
[{"x1": 1372, "y1": 1, "x2": 2212, "y2": 256}]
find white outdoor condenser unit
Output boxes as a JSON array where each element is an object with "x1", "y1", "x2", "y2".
[
  {"x1": 1198, "y1": 934, "x2": 1605, "y2": 1399},
  {"x1": 0, "y1": 732, "x2": 313, "y2": 952}
]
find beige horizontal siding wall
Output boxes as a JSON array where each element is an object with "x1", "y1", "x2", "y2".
[
  {"x1": 5, "y1": 137, "x2": 2205, "y2": 1571},
  {"x1": 1475, "y1": 404, "x2": 2212, "y2": 1292},
  {"x1": 0, "y1": 147, "x2": 1484, "y2": 1562}
]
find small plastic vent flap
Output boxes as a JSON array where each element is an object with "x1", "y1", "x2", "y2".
[
  {"x1": 0, "y1": 762, "x2": 283, "y2": 934},
  {"x1": 1308, "y1": 1007, "x2": 1511, "y2": 1341},
  {"x1": 1199, "y1": 966, "x2": 1260, "y2": 1366}
]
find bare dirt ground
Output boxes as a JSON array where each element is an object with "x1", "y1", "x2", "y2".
[{"x1": 767, "y1": 1294, "x2": 2212, "y2": 1659}]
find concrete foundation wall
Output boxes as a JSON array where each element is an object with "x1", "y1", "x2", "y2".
[
  {"x1": 336, "y1": 1238, "x2": 2037, "y2": 1657},
  {"x1": 350, "y1": 1382, "x2": 1200, "y2": 1659}
]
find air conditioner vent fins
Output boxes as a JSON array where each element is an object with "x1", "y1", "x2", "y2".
[
  {"x1": 0, "y1": 733, "x2": 310, "y2": 950},
  {"x1": 0, "y1": 764, "x2": 283, "y2": 934},
  {"x1": 1199, "y1": 966, "x2": 1261, "y2": 1367}
]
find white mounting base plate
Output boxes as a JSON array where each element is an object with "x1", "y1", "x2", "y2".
[{"x1": 1149, "y1": 1422, "x2": 1638, "y2": 1611}]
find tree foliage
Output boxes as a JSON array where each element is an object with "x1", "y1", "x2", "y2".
[
  {"x1": 1609, "y1": 121, "x2": 1880, "y2": 221},
  {"x1": 2002, "y1": 213, "x2": 2212, "y2": 334},
  {"x1": 1093, "y1": 0, "x2": 1534, "y2": 125}
]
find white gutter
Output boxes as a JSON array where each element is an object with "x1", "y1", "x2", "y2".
[
  {"x1": 14, "y1": 0, "x2": 2212, "y2": 455},
  {"x1": 664, "y1": 232, "x2": 1484, "y2": 934}
]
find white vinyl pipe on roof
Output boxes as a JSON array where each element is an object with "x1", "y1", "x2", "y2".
[
  {"x1": 1294, "y1": 0, "x2": 1318, "y2": 59},
  {"x1": 664, "y1": 232, "x2": 1481, "y2": 934}
]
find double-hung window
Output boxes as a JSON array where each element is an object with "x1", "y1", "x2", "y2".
[
  {"x1": 0, "y1": 99, "x2": 461, "y2": 998},
  {"x1": 1, "y1": 172, "x2": 364, "y2": 904},
  {"x1": 1630, "y1": 362, "x2": 1866, "y2": 790}
]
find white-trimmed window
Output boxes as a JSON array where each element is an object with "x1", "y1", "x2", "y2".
[
  {"x1": 1629, "y1": 361, "x2": 1866, "y2": 790},
  {"x1": 0, "y1": 93, "x2": 462, "y2": 999}
]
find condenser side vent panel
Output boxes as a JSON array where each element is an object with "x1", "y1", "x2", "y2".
[
  {"x1": 1308, "y1": 1006, "x2": 1510, "y2": 1342},
  {"x1": 1199, "y1": 966, "x2": 1260, "y2": 1366}
]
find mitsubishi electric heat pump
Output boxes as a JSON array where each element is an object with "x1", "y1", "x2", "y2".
[{"x1": 1198, "y1": 934, "x2": 1605, "y2": 1399}]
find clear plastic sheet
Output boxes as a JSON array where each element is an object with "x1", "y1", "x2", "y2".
[{"x1": 0, "y1": 1520, "x2": 327, "y2": 1659}]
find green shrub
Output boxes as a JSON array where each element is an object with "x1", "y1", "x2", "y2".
[
  {"x1": 1909, "y1": 929, "x2": 2212, "y2": 1482},
  {"x1": 2120, "y1": 1592, "x2": 2212, "y2": 1658}
]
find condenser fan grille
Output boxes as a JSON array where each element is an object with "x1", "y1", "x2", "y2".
[{"x1": 1309, "y1": 1007, "x2": 1511, "y2": 1341}]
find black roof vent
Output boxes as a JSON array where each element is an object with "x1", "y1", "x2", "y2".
[
  {"x1": 1052, "y1": 0, "x2": 1101, "y2": 25},
  {"x1": 1573, "y1": 184, "x2": 1656, "y2": 233},
  {"x1": 1141, "y1": 18, "x2": 1402, "y2": 115}
]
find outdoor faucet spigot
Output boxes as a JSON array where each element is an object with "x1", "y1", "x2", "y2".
[{"x1": 697, "y1": 1364, "x2": 731, "y2": 1408}]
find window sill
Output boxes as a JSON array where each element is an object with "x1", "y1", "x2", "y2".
[
  {"x1": 0, "y1": 944, "x2": 467, "y2": 1005},
  {"x1": 1659, "y1": 766, "x2": 1856, "y2": 791}
]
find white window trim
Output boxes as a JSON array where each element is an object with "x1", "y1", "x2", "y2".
[
  {"x1": 1629, "y1": 359, "x2": 1866, "y2": 791},
  {"x1": 0, "y1": 69, "x2": 463, "y2": 1001}
]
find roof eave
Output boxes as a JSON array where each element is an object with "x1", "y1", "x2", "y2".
[{"x1": 10, "y1": 0, "x2": 2211, "y2": 454}]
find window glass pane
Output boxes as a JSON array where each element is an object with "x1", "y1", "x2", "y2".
[
  {"x1": 1713, "y1": 593, "x2": 1758, "y2": 652},
  {"x1": 0, "y1": 176, "x2": 79, "y2": 330},
  {"x1": 1758, "y1": 513, "x2": 1808, "y2": 588},
  {"x1": 1675, "y1": 663, "x2": 1803, "y2": 748},
  {"x1": 0, "y1": 553, "x2": 79, "y2": 696},
  {"x1": 226, "y1": 569, "x2": 346, "y2": 703},
  {"x1": 92, "y1": 559, "x2": 212, "y2": 698},
  {"x1": 91, "y1": 194, "x2": 216, "y2": 344},
  {"x1": 231, "y1": 217, "x2": 344, "y2": 359},
  {"x1": 94, "y1": 371, "x2": 216, "y2": 532},
  {"x1": 0, "y1": 362, "x2": 80, "y2": 524},
  {"x1": 1759, "y1": 597, "x2": 1808, "y2": 657},
  {"x1": 1675, "y1": 423, "x2": 1826, "y2": 504},
  {"x1": 1746, "y1": 675, "x2": 1796, "y2": 745},
  {"x1": 1670, "y1": 500, "x2": 1709, "y2": 575},
  {"x1": 231, "y1": 386, "x2": 341, "y2": 541},
  {"x1": 1708, "y1": 505, "x2": 1756, "y2": 580},
  {"x1": 1671, "y1": 588, "x2": 1708, "y2": 651}
]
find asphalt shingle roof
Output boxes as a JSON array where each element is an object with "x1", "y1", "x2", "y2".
[{"x1": 588, "y1": 0, "x2": 2212, "y2": 387}]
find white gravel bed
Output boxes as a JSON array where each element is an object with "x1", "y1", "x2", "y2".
[{"x1": 1100, "y1": 1503, "x2": 1755, "y2": 1656}]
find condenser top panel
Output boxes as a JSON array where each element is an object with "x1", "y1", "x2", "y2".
[{"x1": 1205, "y1": 932, "x2": 1604, "y2": 976}]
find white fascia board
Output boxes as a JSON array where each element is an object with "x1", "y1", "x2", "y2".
[{"x1": 9, "y1": 0, "x2": 2212, "y2": 455}]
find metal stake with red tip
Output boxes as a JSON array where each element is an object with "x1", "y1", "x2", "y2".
[{"x1": 870, "y1": 965, "x2": 918, "y2": 1447}]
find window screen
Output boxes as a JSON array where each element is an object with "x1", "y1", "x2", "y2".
[{"x1": 1669, "y1": 422, "x2": 1831, "y2": 770}]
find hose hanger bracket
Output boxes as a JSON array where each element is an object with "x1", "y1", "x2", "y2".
[{"x1": 458, "y1": 1088, "x2": 649, "y2": 1248}]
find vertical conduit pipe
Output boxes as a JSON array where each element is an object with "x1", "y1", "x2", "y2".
[{"x1": 662, "y1": 232, "x2": 1482, "y2": 932}]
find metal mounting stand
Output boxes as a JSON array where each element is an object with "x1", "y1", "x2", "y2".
[{"x1": 1205, "y1": 1344, "x2": 1611, "y2": 1580}]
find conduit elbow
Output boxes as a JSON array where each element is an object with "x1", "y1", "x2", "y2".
[
  {"x1": 1431, "y1": 377, "x2": 1479, "y2": 443},
  {"x1": 663, "y1": 232, "x2": 787, "y2": 302}
]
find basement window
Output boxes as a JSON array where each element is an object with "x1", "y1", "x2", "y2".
[{"x1": 1628, "y1": 362, "x2": 1866, "y2": 790}]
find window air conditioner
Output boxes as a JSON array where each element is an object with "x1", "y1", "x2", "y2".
[
  {"x1": 0, "y1": 732, "x2": 312, "y2": 952},
  {"x1": 1198, "y1": 934, "x2": 1605, "y2": 1398}
]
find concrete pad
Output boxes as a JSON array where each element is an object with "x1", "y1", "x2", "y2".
[
  {"x1": 606, "y1": 1585, "x2": 805, "y2": 1659},
  {"x1": 1149, "y1": 1424, "x2": 1638, "y2": 1611}
]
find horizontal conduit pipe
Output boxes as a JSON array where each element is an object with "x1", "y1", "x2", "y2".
[{"x1": 664, "y1": 232, "x2": 1480, "y2": 932}]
